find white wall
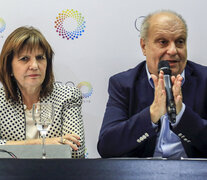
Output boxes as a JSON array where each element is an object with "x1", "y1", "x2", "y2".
[{"x1": 0, "y1": 0, "x2": 207, "y2": 158}]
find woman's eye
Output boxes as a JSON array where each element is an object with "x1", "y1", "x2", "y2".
[
  {"x1": 36, "y1": 55, "x2": 45, "y2": 60},
  {"x1": 20, "y1": 56, "x2": 29, "y2": 61}
]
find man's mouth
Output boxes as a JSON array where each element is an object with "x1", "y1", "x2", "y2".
[{"x1": 167, "y1": 60, "x2": 179, "y2": 66}]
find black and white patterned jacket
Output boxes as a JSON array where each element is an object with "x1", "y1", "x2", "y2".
[{"x1": 0, "y1": 83, "x2": 85, "y2": 158}]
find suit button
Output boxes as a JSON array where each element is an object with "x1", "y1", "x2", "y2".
[
  {"x1": 181, "y1": 135, "x2": 185, "y2": 139},
  {"x1": 137, "y1": 139, "x2": 141, "y2": 143},
  {"x1": 145, "y1": 133, "x2": 149, "y2": 137},
  {"x1": 178, "y1": 133, "x2": 182, "y2": 137}
]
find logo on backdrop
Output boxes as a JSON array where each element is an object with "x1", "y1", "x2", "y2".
[
  {"x1": 84, "y1": 148, "x2": 89, "y2": 158},
  {"x1": 77, "y1": 81, "x2": 93, "y2": 98},
  {"x1": 0, "y1": 18, "x2": 6, "y2": 39},
  {"x1": 134, "y1": 16, "x2": 145, "y2": 36},
  {"x1": 0, "y1": 18, "x2": 6, "y2": 33},
  {"x1": 54, "y1": 9, "x2": 86, "y2": 40},
  {"x1": 55, "y1": 81, "x2": 93, "y2": 102}
]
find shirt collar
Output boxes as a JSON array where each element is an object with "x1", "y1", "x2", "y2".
[{"x1": 145, "y1": 62, "x2": 185, "y2": 88}]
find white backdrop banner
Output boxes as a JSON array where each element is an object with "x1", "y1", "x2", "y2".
[{"x1": 0, "y1": 0, "x2": 207, "y2": 158}]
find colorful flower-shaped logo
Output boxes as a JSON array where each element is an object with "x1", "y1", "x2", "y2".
[
  {"x1": 84, "y1": 148, "x2": 89, "y2": 158},
  {"x1": 77, "y1": 81, "x2": 93, "y2": 98},
  {"x1": 54, "y1": 9, "x2": 86, "y2": 40},
  {"x1": 0, "y1": 18, "x2": 6, "y2": 33}
]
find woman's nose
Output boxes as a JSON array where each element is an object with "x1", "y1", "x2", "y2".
[{"x1": 29, "y1": 59, "x2": 38, "y2": 70}]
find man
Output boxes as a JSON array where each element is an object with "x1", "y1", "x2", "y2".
[{"x1": 97, "y1": 10, "x2": 207, "y2": 158}]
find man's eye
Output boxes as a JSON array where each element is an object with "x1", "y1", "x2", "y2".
[
  {"x1": 176, "y1": 39, "x2": 185, "y2": 44},
  {"x1": 176, "y1": 39, "x2": 185, "y2": 47},
  {"x1": 159, "y1": 40, "x2": 168, "y2": 45}
]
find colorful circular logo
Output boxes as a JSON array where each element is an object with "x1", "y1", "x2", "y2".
[
  {"x1": 135, "y1": 16, "x2": 145, "y2": 32},
  {"x1": 0, "y1": 18, "x2": 6, "y2": 33},
  {"x1": 54, "y1": 9, "x2": 86, "y2": 40},
  {"x1": 77, "y1": 81, "x2": 93, "y2": 98}
]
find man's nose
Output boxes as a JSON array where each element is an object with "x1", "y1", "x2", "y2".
[{"x1": 166, "y1": 42, "x2": 178, "y2": 56}]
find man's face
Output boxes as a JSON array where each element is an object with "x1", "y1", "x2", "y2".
[{"x1": 140, "y1": 13, "x2": 187, "y2": 76}]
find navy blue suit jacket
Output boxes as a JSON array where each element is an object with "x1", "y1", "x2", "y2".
[{"x1": 98, "y1": 60, "x2": 207, "y2": 158}]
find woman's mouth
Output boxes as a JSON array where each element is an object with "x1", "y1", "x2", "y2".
[{"x1": 28, "y1": 74, "x2": 40, "y2": 77}]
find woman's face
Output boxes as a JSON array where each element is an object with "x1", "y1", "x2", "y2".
[{"x1": 12, "y1": 47, "x2": 47, "y2": 91}]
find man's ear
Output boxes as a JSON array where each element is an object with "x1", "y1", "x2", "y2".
[{"x1": 140, "y1": 38, "x2": 146, "y2": 56}]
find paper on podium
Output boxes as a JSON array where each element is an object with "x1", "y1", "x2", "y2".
[{"x1": 0, "y1": 145, "x2": 71, "y2": 159}]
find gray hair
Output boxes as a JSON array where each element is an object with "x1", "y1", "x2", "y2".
[{"x1": 140, "y1": 10, "x2": 188, "y2": 40}]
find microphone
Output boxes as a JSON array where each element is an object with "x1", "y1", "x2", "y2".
[{"x1": 158, "y1": 60, "x2": 176, "y2": 123}]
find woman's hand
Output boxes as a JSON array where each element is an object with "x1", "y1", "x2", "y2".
[
  {"x1": 58, "y1": 134, "x2": 81, "y2": 151},
  {"x1": 6, "y1": 133, "x2": 81, "y2": 151},
  {"x1": 45, "y1": 133, "x2": 81, "y2": 151}
]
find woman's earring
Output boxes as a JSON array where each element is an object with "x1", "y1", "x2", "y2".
[{"x1": 11, "y1": 73, "x2": 13, "y2": 76}]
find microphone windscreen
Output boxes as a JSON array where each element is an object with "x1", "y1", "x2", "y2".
[{"x1": 158, "y1": 60, "x2": 171, "y2": 75}]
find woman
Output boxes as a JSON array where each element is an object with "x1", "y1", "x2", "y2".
[{"x1": 0, "y1": 26, "x2": 85, "y2": 158}]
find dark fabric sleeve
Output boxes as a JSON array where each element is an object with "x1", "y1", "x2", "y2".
[
  {"x1": 173, "y1": 106, "x2": 207, "y2": 158},
  {"x1": 97, "y1": 75, "x2": 157, "y2": 158}
]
